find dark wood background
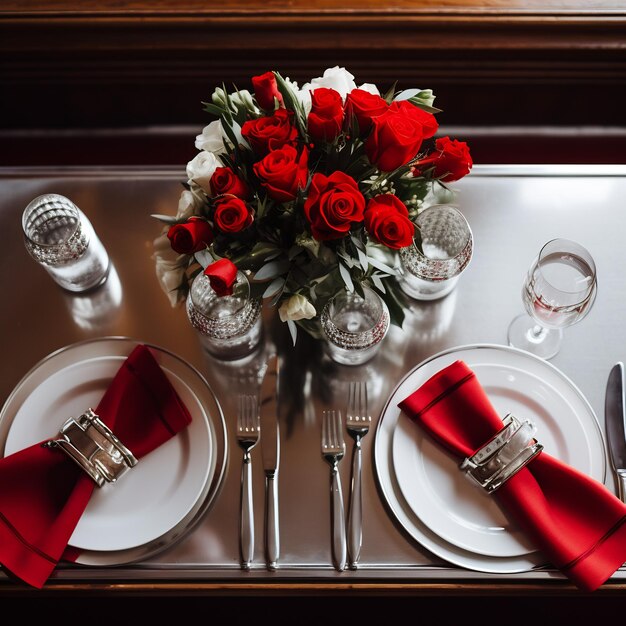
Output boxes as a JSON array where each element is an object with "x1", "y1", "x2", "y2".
[{"x1": 1, "y1": 3, "x2": 625, "y2": 163}]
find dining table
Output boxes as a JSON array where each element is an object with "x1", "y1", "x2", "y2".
[{"x1": 1, "y1": 162, "x2": 626, "y2": 598}]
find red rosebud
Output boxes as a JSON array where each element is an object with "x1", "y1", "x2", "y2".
[
  {"x1": 167, "y1": 217, "x2": 213, "y2": 254},
  {"x1": 252, "y1": 71, "x2": 284, "y2": 111},
  {"x1": 345, "y1": 89, "x2": 389, "y2": 133},
  {"x1": 203, "y1": 258, "x2": 238, "y2": 297},
  {"x1": 307, "y1": 88, "x2": 344, "y2": 143},
  {"x1": 253, "y1": 145, "x2": 309, "y2": 202},
  {"x1": 211, "y1": 166, "x2": 250, "y2": 199},
  {"x1": 366, "y1": 100, "x2": 438, "y2": 172},
  {"x1": 430, "y1": 136, "x2": 473, "y2": 182},
  {"x1": 213, "y1": 197, "x2": 253, "y2": 233},
  {"x1": 241, "y1": 108, "x2": 298, "y2": 156},
  {"x1": 303, "y1": 171, "x2": 365, "y2": 241},
  {"x1": 364, "y1": 194, "x2": 414, "y2": 250}
]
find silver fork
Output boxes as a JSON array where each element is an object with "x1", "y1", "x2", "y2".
[
  {"x1": 321, "y1": 409, "x2": 347, "y2": 572},
  {"x1": 346, "y1": 381, "x2": 370, "y2": 569},
  {"x1": 236, "y1": 394, "x2": 260, "y2": 570}
]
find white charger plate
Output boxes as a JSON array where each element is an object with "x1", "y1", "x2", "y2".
[
  {"x1": 374, "y1": 344, "x2": 606, "y2": 573},
  {"x1": 0, "y1": 337, "x2": 226, "y2": 562}
]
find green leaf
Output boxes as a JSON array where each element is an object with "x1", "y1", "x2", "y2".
[
  {"x1": 221, "y1": 118, "x2": 240, "y2": 151},
  {"x1": 287, "y1": 319, "x2": 298, "y2": 346},
  {"x1": 194, "y1": 249, "x2": 216, "y2": 269},
  {"x1": 350, "y1": 234, "x2": 366, "y2": 252},
  {"x1": 407, "y1": 97, "x2": 443, "y2": 115},
  {"x1": 337, "y1": 250, "x2": 357, "y2": 268},
  {"x1": 263, "y1": 276, "x2": 286, "y2": 298},
  {"x1": 383, "y1": 81, "x2": 398, "y2": 104},
  {"x1": 202, "y1": 102, "x2": 227, "y2": 118},
  {"x1": 274, "y1": 72, "x2": 308, "y2": 139},
  {"x1": 151, "y1": 214, "x2": 178, "y2": 225},
  {"x1": 367, "y1": 255, "x2": 399, "y2": 276},
  {"x1": 379, "y1": 280, "x2": 406, "y2": 328},
  {"x1": 254, "y1": 259, "x2": 290, "y2": 281},
  {"x1": 339, "y1": 262, "x2": 354, "y2": 292},
  {"x1": 288, "y1": 244, "x2": 303, "y2": 261},
  {"x1": 371, "y1": 274, "x2": 386, "y2": 293},
  {"x1": 356, "y1": 246, "x2": 369, "y2": 273}
]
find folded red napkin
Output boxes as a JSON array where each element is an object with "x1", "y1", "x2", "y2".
[
  {"x1": 0, "y1": 344, "x2": 192, "y2": 588},
  {"x1": 398, "y1": 359, "x2": 626, "y2": 591}
]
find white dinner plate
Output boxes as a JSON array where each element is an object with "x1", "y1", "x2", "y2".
[
  {"x1": 374, "y1": 344, "x2": 606, "y2": 573},
  {"x1": 0, "y1": 337, "x2": 220, "y2": 555}
]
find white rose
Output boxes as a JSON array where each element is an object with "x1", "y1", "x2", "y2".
[
  {"x1": 176, "y1": 188, "x2": 205, "y2": 220},
  {"x1": 295, "y1": 88, "x2": 312, "y2": 116},
  {"x1": 153, "y1": 233, "x2": 187, "y2": 307},
  {"x1": 278, "y1": 294, "x2": 317, "y2": 323},
  {"x1": 302, "y1": 66, "x2": 357, "y2": 100},
  {"x1": 394, "y1": 88, "x2": 435, "y2": 107},
  {"x1": 357, "y1": 83, "x2": 380, "y2": 96},
  {"x1": 195, "y1": 120, "x2": 227, "y2": 154},
  {"x1": 186, "y1": 150, "x2": 220, "y2": 194}
]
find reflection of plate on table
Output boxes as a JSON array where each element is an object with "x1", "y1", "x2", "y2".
[
  {"x1": 374, "y1": 344, "x2": 606, "y2": 573},
  {"x1": 0, "y1": 337, "x2": 227, "y2": 566}
]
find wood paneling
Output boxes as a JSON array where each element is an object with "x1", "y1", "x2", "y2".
[{"x1": 0, "y1": 1, "x2": 625, "y2": 131}]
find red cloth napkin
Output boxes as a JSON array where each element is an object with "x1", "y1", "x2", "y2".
[
  {"x1": 0, "y1": 344, "x2": 192, "y2": 588},
  {"x1": 398, "y1": 359, "x2": 626, "y2": 591}
]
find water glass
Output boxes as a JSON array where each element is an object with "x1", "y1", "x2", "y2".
[
  {"x1": 22, "y1": 194, "x2": 110, "y2": 292},
  {"x1": 186, "y1": 271, "x2": 262, "y2": 361},
  {"x1": 507, "y1": 238, "x2": 597, "y2": 359},
  {"x1": 398, "y1": 204, "x2": 473, "y2": 301},
  {"x1": 321, "y1": 286, "x2": 390, "y2": 366}
]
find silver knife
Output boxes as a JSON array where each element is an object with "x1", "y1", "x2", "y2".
[
  {"x1": 259, "y1": 354, "x2": 280, "y2": 570},
  {"x1": 605, "y1": 362, "x2": 626, "y2": 502}
]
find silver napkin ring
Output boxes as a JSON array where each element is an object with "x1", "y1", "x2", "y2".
[
  {"x1": 43, "y1": 408, "x2": 138, "y2": 487},
  {"x1": 459, "y1": 414, "x2": 543, "y2": 493}
]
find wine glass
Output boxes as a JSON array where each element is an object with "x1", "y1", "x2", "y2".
[{"x1": 507, "y1": 238, "x2": 597, "y2": 359}]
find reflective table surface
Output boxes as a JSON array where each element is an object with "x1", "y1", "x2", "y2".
[{"x1": 1, "y1": 164, "x2": 625, "y2": 588}]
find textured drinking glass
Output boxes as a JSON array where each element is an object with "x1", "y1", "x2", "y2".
[
  {"x1": 399, "y1": 204, "x2": 473, "y2": 301},
  {"x1": 321, "y1": 286, "x2": 390, "y2": 366},
  {"x1": 22, "y1": 194, "x2": 110, "y2": 292},
  {"x1": 186, "y1": 271, "x2": 262, "y2": 361},
  {"x1": 508, "y1": 238, "x2": 597, "y2": 359}
]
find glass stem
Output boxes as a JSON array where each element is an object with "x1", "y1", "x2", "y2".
[{"x1": 529, "y1": 324, "x2": 548, "y2": 342}]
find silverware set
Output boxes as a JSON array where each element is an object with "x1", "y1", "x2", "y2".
[
  {"x1": 320, "y1": 381, "x2": 371, "y2": 571},
  {"x1": 235, "y1": 394, "x2": 259, "y2": 571},
  {"x1": 235, "y1": 368, "x2": 371, "y2": 573},
  {"x1": 235, "y1": 355, "x2": 281, "y2": 571},
  {"x1": 605, "y1": 362, "x2": 626, "y2": 503}
]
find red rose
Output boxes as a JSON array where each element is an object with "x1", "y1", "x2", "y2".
[
  {"x1": 345, "y1": 88, "x2": 388, "y2": 133},
  {"x1": 252, "y1": 71, "x2": 283, "y2": 111},
  {"x1": 365, "y1": 100, "x2": 438, "y2": 172},
  {"x1": 253, "y1": 145, "x2": 309, "y2": 202},
  {"x1": 167, "y1": 217, "x2": 213, "y2": 254},
  {"x1": 364, "y1": 194, "x2": 415, "y2": 250},
  {"x1": 241, "y1": 108, "x2": 298, "y2": 156},
  {"x1": 203, "y1": 258, "x2": 238, "y2": 297},
  {"x1": 303, "y1": 171, "x2": 365, "y2": 241},
  {"x1": 430, "y1": 136, "x2": 473, "y2": 182},
  {"x1": 307, "y1": 88, "x2": 344, "y2": 143},
  {"x1": 391, "y1": 100, "x2": 438, "y2": 139},
  {"x1": 211, "y1": 166, "x2": 250, "y2": 199},
  {"x1": 213, "y1": 197, "x2": 253, "y2": 233}
]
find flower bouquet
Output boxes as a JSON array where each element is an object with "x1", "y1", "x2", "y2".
[{"x1": 153, "y1": 66, "x2": 472, "y2": 342}]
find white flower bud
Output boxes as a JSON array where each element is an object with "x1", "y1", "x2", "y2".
[{"x1": 278, "y1": 294, "x2": 317, "y2": 322}]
